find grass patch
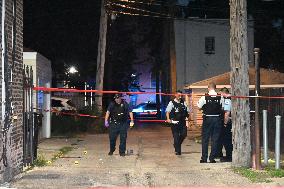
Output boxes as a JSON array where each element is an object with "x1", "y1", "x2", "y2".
[
  {"x1": 265, "y1": 166, "x2": 284, "y2": 178},
  {"x1": 32, "y1": 154, "x2": 48, "y2": 167},
  {"x1": 51, "y1": 146, "x2": 74, "y2": 162},
  {"x1": 233, "y1": 167, "x2": 272, "y2": 183}
]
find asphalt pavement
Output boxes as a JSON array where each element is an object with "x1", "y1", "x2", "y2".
[{"x1": 8, "y1": 123, "x2": 284, "y2": 189}]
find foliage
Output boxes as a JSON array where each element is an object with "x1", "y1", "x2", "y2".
[
  {"x1": 76, "y1": 105, "x2": 107, "y2": 134},
  {"x1": 51, "y1": 105, "x2": 107, "y2": 136},
  {"x1": 105, "y1": 15, "x2": 137, "y2": 92}
]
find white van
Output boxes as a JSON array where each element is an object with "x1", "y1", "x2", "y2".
[{"x1": 51, "y1": 97, "x2": 76, "y2": 112}]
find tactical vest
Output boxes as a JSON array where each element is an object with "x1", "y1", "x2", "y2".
[
  {"x1": 170, "y1": 100, "x2": 188, "y2": 121},
  {"x1": 202, "y1": 94, "x2": 222, "y2": 115},
  {"x1": 110, "y1": 102, "x2": 128, "y2": 122}
]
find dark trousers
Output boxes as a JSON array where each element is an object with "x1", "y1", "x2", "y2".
[
  {"x1": 109, "y1": 122, "x2": 128, "y2": 154},
  {"x1": 171, "y1": 120, "x2": 187, "y2": 153},
  {"x1": 217, "y1": 122, "x2": 233, "y2": 158},
  {"x1": 201, "y1": 116, "x2": 222, "y2": 161}
]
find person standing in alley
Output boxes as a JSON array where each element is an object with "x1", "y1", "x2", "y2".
[
  {"x1": 197, "y1": 82, "x2": 223, "y2": 163},
  {"x1": 105, "y1": 94, "x2": 134, "y2": 156},
  {"x1": 218, "y1": 87, "x2": 233, "y2": 162},
  {"x1": 166, "y1": 90, "x2": 190, "y2": 155}
]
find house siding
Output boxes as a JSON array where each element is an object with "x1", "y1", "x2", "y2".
[{"x1": 174, "y1": 19, "x2": 254, "y2": 90}]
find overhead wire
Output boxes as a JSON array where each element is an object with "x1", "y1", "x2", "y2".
[{"x1": 106, "y1": 1, "x2": 257, "y2": 28}]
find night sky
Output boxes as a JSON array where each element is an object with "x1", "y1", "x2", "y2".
[
  {"x1": 23, "y1": 0, "x2": 101, "y2": 76},
  {"x1": 23, "y1": 0, "x2": 284, "y2": 85}
]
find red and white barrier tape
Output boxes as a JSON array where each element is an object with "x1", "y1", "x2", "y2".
[{"x1": 33, "y1": 87, "x2": 284, "y2": 99}]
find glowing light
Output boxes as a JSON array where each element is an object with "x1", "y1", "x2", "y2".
[{"x1": 68, "y1": 66, "x2": 78, "y2": 74}]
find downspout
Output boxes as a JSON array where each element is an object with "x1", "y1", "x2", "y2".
[{"x1": 1, "y1": 0, "x2": 6, "y2": 121}]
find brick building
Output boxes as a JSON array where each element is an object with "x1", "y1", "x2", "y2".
[{"x1": 0, "y1": 0, "x2": 24, "y2": 182}]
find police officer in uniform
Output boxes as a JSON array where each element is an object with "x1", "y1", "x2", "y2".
[
  {"x1": 197, "y1": 82, "x2": 223, "y2": 163},
  {"x1": 105, "y1": 94, "x2": 134, "y2": 156},
  {"x1": 166, "y1": 90, "x2": 190, "y2": 155},
  {"x1": 219, "y1": 87, "x2": 233, "y2": 162}
]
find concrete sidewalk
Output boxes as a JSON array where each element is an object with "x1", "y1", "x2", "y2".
[{"x1": 9, "y1": 124, "x2": 284, "y2": 188}]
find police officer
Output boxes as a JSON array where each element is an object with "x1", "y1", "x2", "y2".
[
  {"x1": 105, "y1": 94, "x2": 134, "y2": 156},
  {"x1": 219, "y1": 87, "x2": 233, "y2": 162},
  {"x1": 197, "y1": 82, "x2": 223, "y2": 163},
  {"x1": 166, "y1": 90, "x2": 190, "y2": 155}
]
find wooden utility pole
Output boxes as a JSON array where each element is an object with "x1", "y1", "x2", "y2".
[
  {"x1": 169, "y1": 0, "x2": 177, "y2": 93},
  {"x1": 230, "y1": 0, "x2": 251, "y2": 167},
  {"x1": 95, "y1": 0, "x2": 108, "y2": 111}
]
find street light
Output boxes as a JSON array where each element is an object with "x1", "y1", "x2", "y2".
[{"x1": 68, "y1": 66, "x2": 78, "y2": 74}]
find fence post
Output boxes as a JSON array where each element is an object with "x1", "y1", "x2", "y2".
[
  {"x1": 84, "y1": 82, "x2": 87, "y2": 106},
  {"x1": 275, "y1": 115, "x2": 281, "y2": 169},
  {"x1": 263, "y1": 110, "x2": 268, "y2": 165},
  {"x1": 253, "y1": 48, "x2": 261, "y2": 170}
]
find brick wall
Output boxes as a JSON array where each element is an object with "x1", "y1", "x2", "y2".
[{"x1": 0, "y1": 0, "x2": 23, "y2": 183}]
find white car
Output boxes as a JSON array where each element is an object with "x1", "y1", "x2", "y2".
[{"x1": 51, "y1": 97, "x2": 76, "y2": 112}]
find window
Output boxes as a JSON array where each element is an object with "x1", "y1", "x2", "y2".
[{"x1": 205, "y1": 37, "x2": 215, "y2": 54}]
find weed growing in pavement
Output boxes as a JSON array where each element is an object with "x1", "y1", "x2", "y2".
[
  {"x1": 233, "y1": 166, "x2": 284, "y2": 183},
  {"x1": 32, "y1": 154, "x2": 48, "y2": 167},
  {"x1": 24, "y1": 154, "x2": 48, "y2": 172},
  {"x1": 51, "y1": 146, "x2": 74, "y2": 162}
]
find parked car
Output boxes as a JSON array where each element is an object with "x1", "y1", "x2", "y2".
[
  {"x1": 132, "y1": 102, "x2": 164, "y2": 119},
  {"x1": 51, "y1": 97, "x2": 76, "y2": 112}
]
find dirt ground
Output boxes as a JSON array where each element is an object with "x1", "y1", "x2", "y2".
[{"x1": 9, "y1": 123, "x2": 284, "y2": 189}]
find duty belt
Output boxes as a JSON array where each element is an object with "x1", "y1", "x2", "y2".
[{"x1": 203, "y1": 114, "x2": 220, "y2": 117}]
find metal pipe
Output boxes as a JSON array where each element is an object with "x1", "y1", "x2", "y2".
[
  {"x1": 84, "y1": 82, "x2": 87, "y2": 106},
  {"x1": 254, "y1": 48, "x2": 261, "y2": 170},
  {"x1": 43, "y1": 82, "x2": 51, "y2": 138},
  {"x1": 90, "y1": 87, "x2": 93, "y2": 108},
  {"x1": 275, "y1": 115, "x2": 281, "y2": 169},
  {"x1": 263, "y1": 110, "x2": 268, "y2": 165},
  {"x1": 1, "y1": 0, "x2": 6, "y2": 121}
]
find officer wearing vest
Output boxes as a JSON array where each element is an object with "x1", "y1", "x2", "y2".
[
  {"x1": 197, "y1": 82, "x2": 224, "y2": 163},
  {"x1": 166, "y1": 90, "x2": 190, "y2": 155},
  {"x1": 105, "y1": 94, "x2": 134, "y2": 156},
  {"x1": 218, "y1": 87, "x2": 233, "y2": 162}
]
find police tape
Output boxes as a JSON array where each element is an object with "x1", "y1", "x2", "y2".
[
  {"x1": 34, "y1": 108, "x2": 167, "y2": 123},
  {"x1": 34, "y1": 108, "x2": 100, "y2": 118},
  {"x1": 33, "y1": 87, "x2": 284, "y2": 99}
]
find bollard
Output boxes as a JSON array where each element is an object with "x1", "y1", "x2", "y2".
[
  {"x1": 263, "y1": 110, "x2": 268, "y2": 165},
  {"x1": 275, "y1": 115, "x2": 281, "y2": 169}
]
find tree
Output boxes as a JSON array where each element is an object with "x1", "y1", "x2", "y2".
[
  {"x1": 230, "y1": 0, "x2": 251, "y2": 167},
  {"x1": 95, "y1": 0, "x2": 108, "y2": 111}
]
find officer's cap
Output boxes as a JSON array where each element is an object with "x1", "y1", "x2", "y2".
[
  {"x1": 114, "y1": 94, "x2": 122, "y2": 99},
  {"x1": 220, "y1": 87, "x2": 229, "y2": 94},
  {"x1": 176, "y1": 90, "x2": 183, "y2": 94}
]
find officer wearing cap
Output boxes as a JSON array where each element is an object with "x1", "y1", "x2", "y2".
[
  {"x1": 105, "y1": 94, "x2": 134, "y2": 156},
  {"x1": 166, "y1": 90, "x2": 190, "y2": 155},
  {"x1": 218, "y1": 87, "x2": 232, "y2": 162},
  {"x1": 197, "y1": 82, "x2": 224, "y2": 163}
]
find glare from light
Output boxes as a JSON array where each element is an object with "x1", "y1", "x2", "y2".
[{"x1": 68, "y1": 66, "x2": 78, "y2": 74}]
